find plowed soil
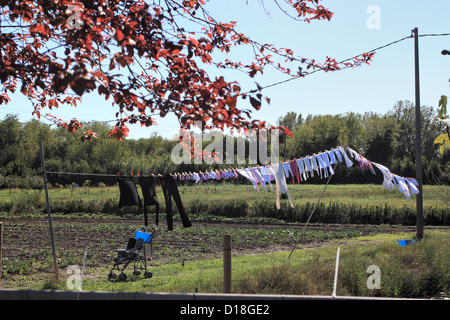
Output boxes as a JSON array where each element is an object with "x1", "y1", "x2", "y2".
[{"x1": 1, "y1": 217, "x2": 446, "y2": 287}]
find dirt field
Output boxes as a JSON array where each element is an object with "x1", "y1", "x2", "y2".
[
  {"x1": 1, "y1": 218, "x2": 428, "y2": 265},
  {"x1": 2, "y1": 217, "x2": 448, "y2": 289}
]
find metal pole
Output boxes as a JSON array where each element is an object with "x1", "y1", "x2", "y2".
[
  {"x1": 39, "y1": 141, "x2": 58, "y2": 276},
  {"x1": 289, "y1": 163, "x2": 337, "y2": 259},
  {"x1": 413, "y1": 27, "x2": 424, "y2": 240},
  {"x1": 223, "y1": 234, "x2": 231, "y2": 293},
  {"x1": 332, "y1": 247, "x2": 340, "y2": 298},
  {"x1": 79, "y1": 246, "x2": 88, "y2": 291}
]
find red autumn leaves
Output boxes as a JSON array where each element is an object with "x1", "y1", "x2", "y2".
[{"x1": 0, "y1": 0, "x2": 374, "y2": 141}]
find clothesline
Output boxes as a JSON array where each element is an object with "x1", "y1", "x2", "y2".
[
  {"x1": 233, "y1": 145, "x2": 420, "y2": 204},
  {"x1": 46, "y1": 145, "x2": 419, "y2": 204}
]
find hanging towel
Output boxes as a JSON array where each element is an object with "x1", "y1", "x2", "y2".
[
  {"x1": 271, "y1": 163, "x2": 294, "y2": 209},
  {"x1": 138, "y1": 175, "x2": 160, "y2": 227},
  {"x1": 160, "y1": 174, "x2": 192, "y2": 231},
  {"x1": 118, "y1": 175, "x2": 142, "y2": 208}
]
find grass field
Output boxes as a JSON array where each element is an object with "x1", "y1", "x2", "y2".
[{"x1": 14, "y1": 230, "x2": 449, "y2": 298}]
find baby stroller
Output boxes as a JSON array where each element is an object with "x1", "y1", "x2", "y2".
[{"x1": 108, "y1": 228, "x2": 156, "y2": 281}]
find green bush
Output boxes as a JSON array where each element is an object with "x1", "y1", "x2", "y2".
[
  {"x1": 249, "y1": 200, "x2": 449, "y2": 226},
  {"x1": 188, "y1": 199, "x2": 248, "y2": 218}
]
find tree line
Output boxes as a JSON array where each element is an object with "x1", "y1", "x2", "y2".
[{"x1": 0, "y1": 100, "x2": 448, "y2": 188}]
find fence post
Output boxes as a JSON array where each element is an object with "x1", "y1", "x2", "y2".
[
  {"x1": 223, "y1": 234, "x2": 231, "y2": 293},
  {"x1": 332, "y1": 247, "x2": 340, "y2": 298}
]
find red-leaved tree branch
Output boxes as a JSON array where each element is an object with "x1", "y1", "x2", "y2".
[{"x1": 0, "y1": 0, "x2": 374, "y2": 141}]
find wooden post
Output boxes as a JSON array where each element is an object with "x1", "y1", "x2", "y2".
[
  {"x1": 223, "y1": 234, "x2": 231, "y2": 293},
  {"x1": 39, "y1": 141, "x2": 58, "y2": 276},
  {"x1": 413, "y1": 27, "x2": 424, "y2": 240}
]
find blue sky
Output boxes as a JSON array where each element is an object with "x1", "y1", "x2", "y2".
[{"x1": 2, "y1": 0, "x2": 449, "y2": 139}]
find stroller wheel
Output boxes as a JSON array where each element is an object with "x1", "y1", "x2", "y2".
[
  {"x1": 118, "y1": 273, "x2": 127, "y2": 282},
  {"x1": 133, "y1": 270, "x2": 141, "y2": 276},
  {"x1": 144, "y1": 271, "x2": 153, "y2": 279},
  {"x1": 108, "y1": 272, "x2": 117, "y2": 281}
]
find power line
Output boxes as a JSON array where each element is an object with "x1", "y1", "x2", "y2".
[{"x1": 258, "y1": 31, "x2": 450, "y2": 92}]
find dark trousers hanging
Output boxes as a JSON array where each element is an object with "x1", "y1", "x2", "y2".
[
  {"x1": 118, "y1": 176, "x2": 142, "y2": 208},
  {"x1": 138, "y1": 176, "x2": 160, "y2": 227},
  {"x1": 160, "y1": 174, "x2": 192, "y2": 231}
]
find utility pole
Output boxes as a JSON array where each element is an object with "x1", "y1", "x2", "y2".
[{"x1": 413, "y1": 27, "x2": 424, "y2": 240}]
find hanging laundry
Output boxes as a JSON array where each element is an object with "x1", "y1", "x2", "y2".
[
  {"x1": 296, "y1": 158, "x2": 307, "y2": 181},
  {"x1": 282, "y1": 162, "x2": 293, "y2": 180},
  {"x1": 160, "y1": 174, "x2": 192, "y2": 231},
  {"x1": 321, "y1": 152, "x2": 334, "y2": 176},
  {"x1": 394, "y1": 175, "x2": 411, "y2": 200},
  {"x1": 347, "y1": 147, "x2": 376, "y2": 174},
  {"x1": 264, "y1": 165, "x2": 276, "y2": 181},
  {"x1": 271, "y1": 163, "x2": 294, "y2": 209},
  {"x1": 309, "y1": 155, "x2": 320, "y2": 176},
  {"x1": 259, "y1": 166, "x2": 274, "y2": 190},
  {"x1": 372, "y1": 162, "x2": 394, "y2": 191},
  {"x1": 328, "y1": 149, "x2": 338, "y2": 164},
  {"x1": 289, "y1": 160, "x2": 300, "y2": 184},
  {"x1": 303, "y1": 156, "x2": 314, "y2": 178},
  {"x1": 334, "y1": 148, "x2": 343, "y2": 163},
  {"x1": 338, "y1": 146, "x2": 353, "y2": 167},
  {"x1": 138, "y1": 175, "x2": 160, "y2": 227},
  {"x1": 315, "y1": 154, "x2": 327, "y2": 178},
  {"x1": 193, "y1": 172, "x2": 201, "y2": 183},
  {"x1": 251, "y1": 167, "x2": 267, "y2": 191},
  {"x1": 118, "y1": 175, "x2": 142, "y2": 208},
  {"x1": 405, "y1": 178, "x2": 419, "y2": 195},
  {"x1": 237, "y1": 168, "x2": 259, "y2": 191}
]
